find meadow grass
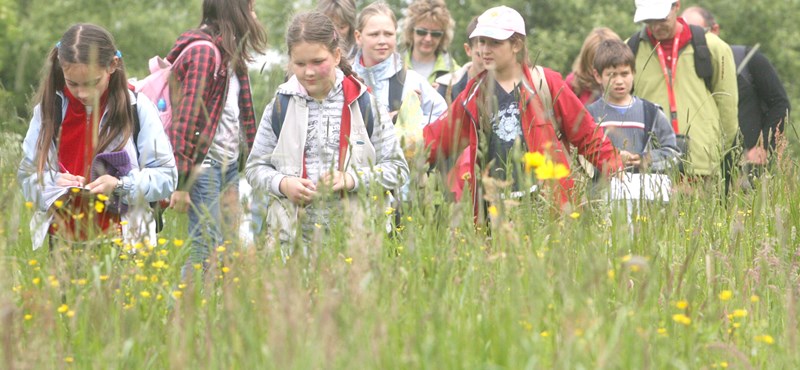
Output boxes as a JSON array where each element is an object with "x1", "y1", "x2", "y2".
[{"x1": 1, "y1": 133, "x2": 799, "y2": 369}]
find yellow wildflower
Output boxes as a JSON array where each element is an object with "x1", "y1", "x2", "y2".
[
  {"x1": 173, "y1": 239, "x2": 184, "y2": 247},
  {"x1": 67, "y1": 310, "x2": 75, "y2": 318},
  {"x1": 488, "y1": 205, "x2": 499, "y2": 217},
  {"x1": 24, "y1": 314, "x2": 33, "y2": 321},
  {"x1": 732, "y1": 309, "x2": 748, "y2": 318},
  {"x1": 64, "y1": 357, "x2": 74, "y2": 363},
  {"x1": 57, "y1": 304, "x2": 69, "y2": 313},
  {"x1": 750, "y1": 295, "x2": 760, "y2": 303},
  {"x1": 171, "y1": 291, "x2": 183, "y2": 299},
  {"x1": 216, "y1": 246, "x2": 226, "y2": 253},
  {"x1": 32, "y1": 277, "x2": 41, "y2": 285},
  {"x1": 221, "y1": 267, "x2": 230, "y2": 273},
  {"x1": 672, "y1": 313, "x2": 691, "y2": 325},
  {"x1": 96, "y1": 194, "x2": 109, "y2": 202},
  {"x1": 523, "y1": 152, "x2": 546, "y2": 171},
  {"x1": 158, "y1": 238, "x2": 167, "y2": 245},
  {"x1": 657, "y1": 327, "x2": 668, "y2": 336},
  {"x1": 25, "y1": 201, "x2": 34, "y2": 209},
  {"x1": 607, "y1": 269, "x2": 615, "y2": 280},
  {"x1": 540, "y1": 330, "x2": 550, "y2": 338},
  {"x1": 94, "y1": 201, "x2": 105, "y2": 213},
  {"x1": 385, "y1": 207, "x2": 395, "y2": 216},
  {"x1": 54, "y1": 200, "x2": 64, "y2": 208},
  {"x1": 718, "y1": 290, "x2": 733, "y2": 301},
  {"x1": 140, "y1": 291, "x2": 151, "y2": 298},
  {"x1": 28, "y1": 259, "x2": 38, "y2": 266},
  {"x1": 70, "y1": 187, "x2": 81, "y2": 193},
  {"x1": 569, "y1": 212, "x2": 580, "y2": 219},
  {"x1": 345, "y1": 257, "x2": 353, "y2": 264},
  {"x1": 755, "y1": 334, "x2": 774, "y2": 344},
  {"x1": 676, "y1": 300, "x2": 689, "y2": 310},
  {"x1": 719, "y1": 362, "x2": 728, "y2": 368},
  {"x1": 99, "y1": 275, "x2": 109, "y2": 281}
]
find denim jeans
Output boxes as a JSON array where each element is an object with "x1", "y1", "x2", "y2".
[{"x1": 184, "y1": 158, "x2": 239, "y2": 274}]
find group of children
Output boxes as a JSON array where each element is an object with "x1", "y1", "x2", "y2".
[{"x1": 19, "y1": 1, "x2": 679, "y2": 267}]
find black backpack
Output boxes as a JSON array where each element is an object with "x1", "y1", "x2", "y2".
[
  {"x1": 627, "y1": 24, "x2": 713, "y2": 92},
  {"x1": 54, "y1": 92, "x2": 165, "y2": 233},
  {"x1": 387, "y1": 68, "x2": 406, "y2": 113},
  {"x1": 270, "y1": 92, "x2": 376, "y2": 138}
]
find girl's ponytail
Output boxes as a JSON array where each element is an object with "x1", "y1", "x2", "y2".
[{"x1": 34, "y1": 47, "x2": 66, "y2": 174}]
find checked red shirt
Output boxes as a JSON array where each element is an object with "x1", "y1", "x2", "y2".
[{"x1": 166, "y1": 29, "x2": 257, "y2": 188}]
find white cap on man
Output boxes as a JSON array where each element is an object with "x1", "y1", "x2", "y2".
[
  {"x1": 469, "y1": 6, "x2": 526, "y2": 40},
  {"x1": 634, "y1": 0, "x2": 678, "y2": 22}
]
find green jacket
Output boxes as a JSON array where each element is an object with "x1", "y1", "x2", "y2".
[
  {"x1": 631, "y1": 28, "x2": 738, "y2": 176},
  {"x1": 403, "y1": 51, "x2": 459, "y2": 85}
]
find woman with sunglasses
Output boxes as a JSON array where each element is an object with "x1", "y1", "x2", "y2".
[
  {"x1": 353, "y1": 1, "x2": 446, "y2": 123},
  {"x1": 400, "y1": 0, "x2": 459, "y2": 86}
]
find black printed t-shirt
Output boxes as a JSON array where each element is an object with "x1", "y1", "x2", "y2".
[{"x1": 485, "y1": 81, "x2": 526, "y2": 190}]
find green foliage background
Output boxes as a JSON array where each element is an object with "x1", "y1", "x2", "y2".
[{"x1": 0, "y1": 0, "x2": 797, "y2": 138}]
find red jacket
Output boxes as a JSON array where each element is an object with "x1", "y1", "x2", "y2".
[
  {"x1": 424, "y1": 66, "x2": 622, "y2": 217},
  {"x1": 166, "y1": 29, "x2": 258, "y2": 188}
]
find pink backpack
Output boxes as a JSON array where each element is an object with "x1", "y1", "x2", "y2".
[{"x1": 132, "y1": 40, "x2": 222, "y2": 130}]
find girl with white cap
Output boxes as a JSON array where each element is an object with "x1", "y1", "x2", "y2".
[{"x1": 422, "y1": 6, "x2": 623, "y2": 220}]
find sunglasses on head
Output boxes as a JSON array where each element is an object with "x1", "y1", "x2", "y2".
[{"x1": 414, "y1": 28, "x2": 444, "y2": 38}]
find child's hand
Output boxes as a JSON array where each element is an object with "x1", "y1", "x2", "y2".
[
  {"x1": 85, "y1": 175, "x2": 118, "y2": 195},
  {"x1": 319, "y1": 170, "x2": 355, "y2": 192},
  {"x1": 169, "y1": 191, "x2": 192, "y2": 213},
  {"x1": 280, "y1": 177, "x2": 317, "y2": 205},
  {"x1": 57, "y1": 173, "x2": 86, "y2": 188},
  {"x1": 745, "y1": 147, "x2": 768, "y2": 165},
  {"x1": 619, "y1": 150, "x2": 641, "y2": 167}
]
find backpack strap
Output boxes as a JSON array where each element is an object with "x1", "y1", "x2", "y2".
[
  {"x1": 175, "y1": 40, "x2": 223, "y2": 79},
  {"x1": 270, "y1": 93, "x2": 292, "y2": 137},
  {"x1": 688, "y1": 25, "x2": 713, "y2": 92},
  {"x1": 529, "y1": 65, "x2": 555, "y2": 134},
  {"x1": 270, "y1": 91, "x2": 375, "y2": 139},
  {"x1": 356, "y1": 92, "x2": 374, "y2": 138},
  {"x1": 626, "y1": 29, "x2": 642, "y2": 59},
  {"x1": 642, "y1": 98, "x2": 658, "y2": 136},
  {"x1": 731, "y1": 45, "x2": 754, "y2": 86},
  {"x1": 388, "y1": 68, "x2": 406, "y2": 112},
  {"x1": 629, "y1": 27, "x2": 713, "y2": 92}
]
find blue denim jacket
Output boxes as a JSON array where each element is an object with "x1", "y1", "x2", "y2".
[{"x1": 19, "y1": 90, "x2": 178, "y2": 248}]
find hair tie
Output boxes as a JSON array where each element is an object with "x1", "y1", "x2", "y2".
[
  {"x1": 55, "y1": 41, "x2": 61, "y2": 49},
  {"x1": 115, "y1": 50, "x2": 123, "y2": 58}
]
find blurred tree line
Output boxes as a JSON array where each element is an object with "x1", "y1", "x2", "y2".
[{"x1": 1, "y1": 0, "x2": 797, "y2": 139}]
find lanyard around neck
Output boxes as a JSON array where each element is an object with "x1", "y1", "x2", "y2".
[{"x1": 654, "y1": 35, "x2": 681, "y2": 132}]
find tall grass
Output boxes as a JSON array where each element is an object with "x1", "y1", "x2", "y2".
[{"x1": 1, "y1": 127, "x2": 799, "y2": 369}]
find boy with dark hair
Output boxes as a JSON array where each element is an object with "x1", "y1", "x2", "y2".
[
  {"x1": 435, "y1": 16, "x2": 484, "y2": 102},
  {"x1": 587, "y1": 39, "x2": 680, "y2": 173}
]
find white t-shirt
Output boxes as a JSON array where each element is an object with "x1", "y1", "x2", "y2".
[{"x1": 207, "y1": 71, "x2": 241, "y2": 164}]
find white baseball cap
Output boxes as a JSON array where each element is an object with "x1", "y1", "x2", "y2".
[
  {"x1": 633, "y1": 0, "x2": 678, "y2": 23},
  {"x1": 469, "y1": 6, "x2": 526, "y2": 40}
]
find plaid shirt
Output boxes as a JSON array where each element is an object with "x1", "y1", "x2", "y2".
[{"x1": 166, "y1": 30, "x2": 257, "y2": 188}]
